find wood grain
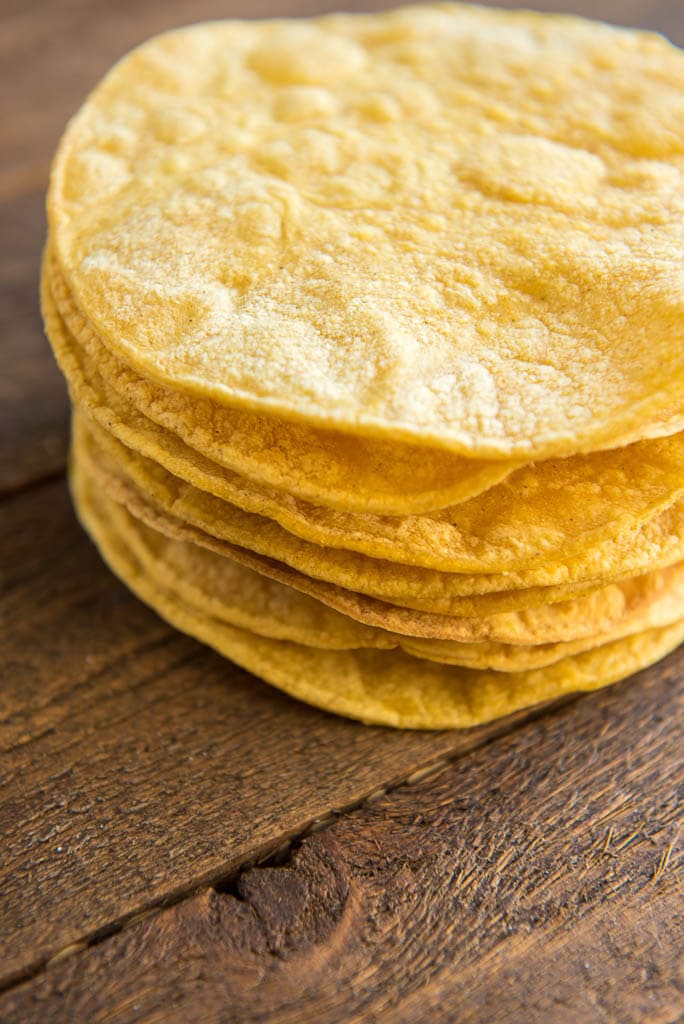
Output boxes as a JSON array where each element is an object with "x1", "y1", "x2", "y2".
[
  {"x1": 2, "y1": 648, "x2": 681, "y2": 1024},
  {"x1": 0, "y1": 478, "x2": 545, "y2": 989}
]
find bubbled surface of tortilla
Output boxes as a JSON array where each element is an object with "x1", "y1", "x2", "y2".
[{"x1": 49, "y1": 5, "x2": 684, "y2": 458}]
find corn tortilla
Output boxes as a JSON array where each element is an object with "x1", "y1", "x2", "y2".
[{"x1": 49, "y1": 6, "x2": 684, "y2": 458}]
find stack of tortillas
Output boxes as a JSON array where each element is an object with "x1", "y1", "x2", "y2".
[{"x1": 42, "y1": 4, "x2": 684, "y2": 728}]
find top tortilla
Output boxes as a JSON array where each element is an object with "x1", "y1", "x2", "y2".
[{"x1": 48, "y1": 4, "x2": 684, "y2": 458}]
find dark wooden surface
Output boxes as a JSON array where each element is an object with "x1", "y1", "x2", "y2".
[
  {"x1": 1, "y1": 2, "x2": 682, "y2": 1021},
  {"x1": 2, "y1": 652, "x2": 682, "y2": 1024}
]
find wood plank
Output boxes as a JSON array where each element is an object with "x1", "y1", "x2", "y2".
[
  {"x1": 0, "y1": 191, "x2": 69, "y2": 495},
  {"x1": 0, "y1": 478, "x2": 546, "y2": 988},
  {"x1": 1, "y1": 648, "x2": 680, "y2": 1023}
]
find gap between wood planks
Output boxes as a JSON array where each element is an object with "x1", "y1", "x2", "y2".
[
  {"x1": 0, "y1": 693, "x2": 571, "y2": 997},
  {"x1": 1, "y1": 466, "x2": 67, "y2": 502}
]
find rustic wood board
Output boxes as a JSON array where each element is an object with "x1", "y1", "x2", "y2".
[
  {"x1": 1, "y1": 0, "x2": 683, "y2": 1021},
  {"x1": 1, "y1": 650, "x2": 681, "y2": 1023},
  {"x1": 0, "y1": 191, "x2": 69, "y2": 495}
]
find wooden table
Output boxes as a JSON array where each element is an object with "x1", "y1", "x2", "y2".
[{"x1": 2, "y1": 2, "x2": 682, "y2": 1021}]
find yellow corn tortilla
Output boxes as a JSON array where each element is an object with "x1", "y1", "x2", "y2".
[
  {"x1": 72, "y1": 456, "x2": 684, "y2": 729},
  {"x1": 49, "y1": 6, "x2": 684, "y2": 459}
]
